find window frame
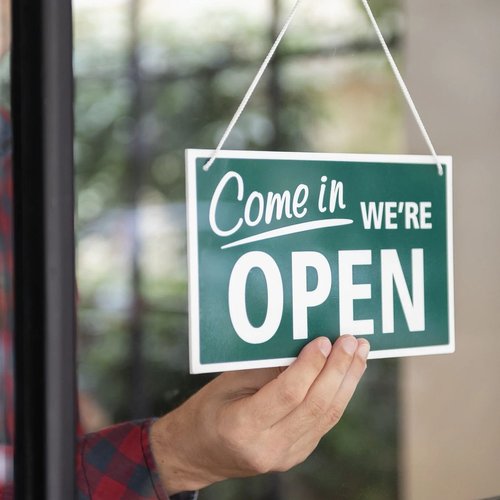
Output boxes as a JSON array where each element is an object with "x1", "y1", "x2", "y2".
[{"x1": 11, "y1": 0, "x2": 76, "y2": 498}]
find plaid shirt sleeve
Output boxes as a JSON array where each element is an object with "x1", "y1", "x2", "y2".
[
  {"x1": 77, "y1": 419, "x2": 198, "y2": 500},
  {"x1": 0, "y1": 108, "x2": 15, "y2": 498}
]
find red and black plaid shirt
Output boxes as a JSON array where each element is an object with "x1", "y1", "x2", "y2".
[
  {"x1": 0, "y1": 108, "x2": 14, "y2": 495},
  {"x1": 77, "y1": 420, "x2": 173, "y2": 500},
  {"x1": 0, "y1": 110, "x2": 196, "y2": 499}
]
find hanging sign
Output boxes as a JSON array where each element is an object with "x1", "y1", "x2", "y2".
[{"x1": 186, "y1": 150, "x2": 454, "y2": 374}]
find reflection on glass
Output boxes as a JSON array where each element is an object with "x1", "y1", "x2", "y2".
[{"x1": 0, "y1": 0, "x2": 14, "y2": 495}]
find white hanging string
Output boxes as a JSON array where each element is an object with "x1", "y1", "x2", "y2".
[
  {"x1": 203, "y1": 0, "x2": 304, "y2": 171},
  {"x1": 359, "y1": 0, "x2": 443, "y2": 175},
  {"x1": 204, "y1": 0, "x2": 444, "y2": 176}
]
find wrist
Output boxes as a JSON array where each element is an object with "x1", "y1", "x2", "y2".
[{"x1": 150, "y1": 409, "x2": 222, "y2": 495}]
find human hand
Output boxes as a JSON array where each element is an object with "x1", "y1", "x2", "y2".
[{"x1": 150, "y1": 335, "x2": 369, "y2": 495}]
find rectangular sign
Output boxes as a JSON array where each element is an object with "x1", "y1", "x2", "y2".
[{"x1": 186, "y1": 150, "x2": 454, "y2": 374}]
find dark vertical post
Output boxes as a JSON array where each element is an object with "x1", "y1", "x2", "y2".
[
  {"x1": 12, "y1": 0, "x2": 76, "y2": 497},
  {"x1": 127, "y1": 0, "x2": 148, "y2": 419}
]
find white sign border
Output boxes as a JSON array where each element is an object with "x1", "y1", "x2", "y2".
[{"x1": 186, "y1": 149, "x2": 454, "y2": 374}]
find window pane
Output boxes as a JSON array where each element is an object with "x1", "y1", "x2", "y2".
[{"x1": 74, "y1": 1, "x2": 400, "y2": 498}]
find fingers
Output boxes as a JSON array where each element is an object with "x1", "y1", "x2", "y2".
[
  {"x1": 213, "y1": 367, "x2": 285, "y2": 400},
  {"x1": 273, "y1": 336, "x2": 369, "y2": 441},
  {"x1": 242, "y1": 337, "x2": 333, "y2": 429},
  {"x1": 203, "y1": 336, "x2": 369, "y2": 479},
  {"x1": 326, "y1": 339, "x2": 370, "y2": 429}
]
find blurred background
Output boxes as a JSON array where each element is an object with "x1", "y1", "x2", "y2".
[
  {"x1": 70, "y1": 0, "x2": 500, "y2": 499},
  {"x1": 74, "y1": 1, "x2": 401, "y2": 498}
]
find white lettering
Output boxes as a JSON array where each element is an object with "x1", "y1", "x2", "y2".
[
  {"x1": 228, "y1": 252, "x2": 283, "y2": 344},
  {"x1": 209, "y1": 171, "x2": 244, "y2": 237},
  {"x1": 265, "y1": 191, "x2": 292, "y2": 223},
  {"x1": 292, "y1": 184, "x2": 309, "y2": 218},
  {"x1": 291, "y1": 252, "x2": 332, "y2": 340},
  {"x1": 405, "y1": 202, "x2": 419, "y2": 229},
  {"x1": 381, "y1": 249, "x2": 425, "y2": 333},
  {"x1": 362, "y1": 201, "x2": 433, "y2": 230},
  {"x1": 385, "y1": 202, "x2": 398, "y2": 229},
  {"x1": 210, "y1": 172, "x2": 314, "y2": 239},
  {"x1": 360, "y1": 202, "x2": 384, "y2": 229},
  {"x1": 244, "y1": 191, "x2": 264, "y2": 227},
  {"x1": 318, "y1": 176, "x2": 328, "y2": 213},
  {"x1": 329, "y1": 180, "x2": 346, "y2": 213},
  {"x1": 420, "y1": 202, "x2": 432, "y2": 229},
  {"x1": 338, "y1": 250, "x2": 374, "y2": 335}
]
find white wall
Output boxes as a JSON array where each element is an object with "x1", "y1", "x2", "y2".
[{"x1": 402, "y1": 1, "x2": 500, "y2": 499}]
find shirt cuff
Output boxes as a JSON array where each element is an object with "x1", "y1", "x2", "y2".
[{"x1": 141, "y1": 419, "x2": 170, "y2": 499}]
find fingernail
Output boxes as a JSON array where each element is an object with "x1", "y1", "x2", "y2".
[
  {"x1": 318, "y1": 337, "x2": 332, "y2": 358},
  {"x1": 358, "y1": 341, "x2": 371, "y2": 359},
  {"x1": 342, "y1": 336, "x2": 358, "y2": 355}
]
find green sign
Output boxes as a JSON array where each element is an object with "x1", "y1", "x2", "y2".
[{"x1": 186, "y1": 150, "x2": 454, "y2": 374}]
